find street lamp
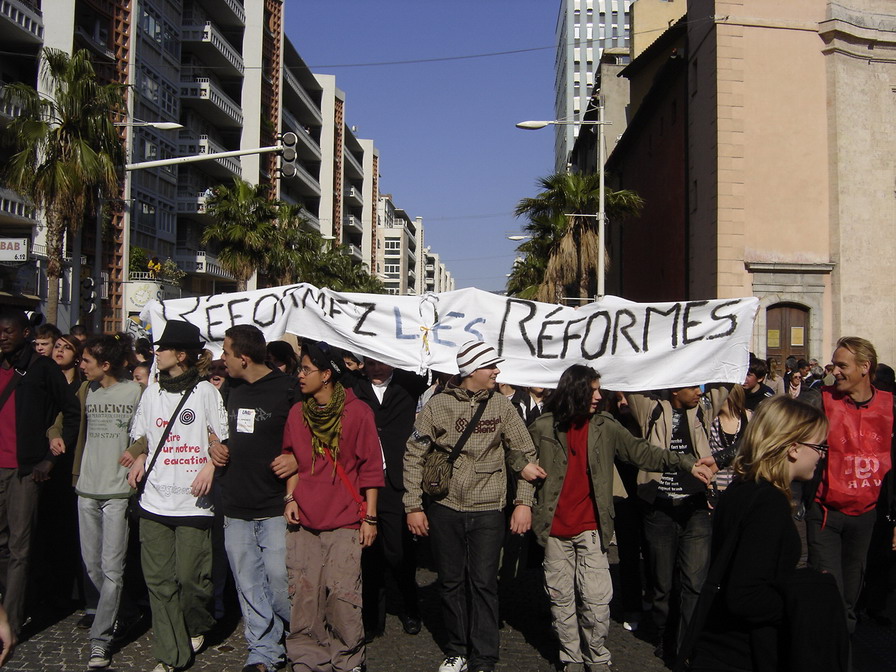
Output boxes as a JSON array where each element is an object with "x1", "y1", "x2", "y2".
[
  {"x1": 507, "y1": 234, "x2": 530, "y2": 242},
  {"x1": 516, "y1": 104, "x2": 610, "y2": 298},
  {"x1": 114, "y1": 120, "x2": 184, "y2": 130}
]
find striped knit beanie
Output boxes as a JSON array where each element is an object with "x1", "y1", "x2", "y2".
[{"x1": 456, "y1": 340, "x2": 504, "y2": 377}]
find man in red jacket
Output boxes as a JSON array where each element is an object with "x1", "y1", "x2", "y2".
[
  {"x1": 806, "y1": 336, "x2": 895, "y2": 635},
  {"x1": 283, "y1": 341, "x2": 384, "y2": 672}
]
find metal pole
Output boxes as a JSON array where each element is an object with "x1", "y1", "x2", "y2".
[
  {"x1": 125, "y1": 145, "x2": 282, "y2": 171},
  {"x1": 92, "y1": 195, "x2": 103, "y2": 333},
  {"x1": 596, "y1": 100, "x2": 606, "y2": 299},
  {"x1": 69, "y1": 226, "x2": 82, "y2": 328}
]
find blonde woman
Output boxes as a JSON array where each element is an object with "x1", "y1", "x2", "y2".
[{"x1": 689, "y1": 397, "x2": 833, "y2": 672}]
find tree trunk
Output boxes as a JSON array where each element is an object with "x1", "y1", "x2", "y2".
[{"x1": 44, "y1": 219, "x2": 65, "y2": 325}]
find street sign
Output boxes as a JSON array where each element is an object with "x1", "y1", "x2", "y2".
[{"x1": 0, "y1": 238, "x2": 28, "y2": 262}]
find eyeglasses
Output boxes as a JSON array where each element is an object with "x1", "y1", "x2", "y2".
[
  {"x1": 798, "y1": 441, "x2": 829, "y2": 456},
  {"x1": 299, "y1": 366, "x2": 320, "y2": 376}
]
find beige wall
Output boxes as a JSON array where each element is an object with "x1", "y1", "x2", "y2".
[
  {"x1": 822, "y1": 1, "x2": 896, "y2": 364},
  {"x1": 631, "y1": 0, "x2": 686, "y2": 58}
]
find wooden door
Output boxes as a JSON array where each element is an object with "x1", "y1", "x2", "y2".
[{"x1": 766, "y1": 304, "x2": 808, "y2": 361}]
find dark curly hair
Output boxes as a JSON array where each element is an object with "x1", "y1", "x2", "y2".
[
  {"x1": 83, "y1": 333, "x2": 134, "y2": 378},
  {"x1": 545, "y1": 364, "x2": 601, "y2": 429}
]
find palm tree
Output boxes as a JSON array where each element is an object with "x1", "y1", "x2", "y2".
[
  {"x1": 263, "y1": 203, "x2": 332, "y2": 286},
  {"x1": 202, "y1": 178, "x2": 279, "y2": 292},
  {"x1": 513, "y1": 172, "x2": 644, "y2": 302},
  {"x1": 2, "y1": 49, "x2": 126, "y2": 323}
]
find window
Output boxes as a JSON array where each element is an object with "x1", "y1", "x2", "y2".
[
  {"x1": 384, "y1": 264, "x2": 400, "y2": 275},
  {"x1": 385, "y1": 240, "x2": 401, "y2": 250}
]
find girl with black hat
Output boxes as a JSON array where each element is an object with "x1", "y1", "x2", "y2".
[{"x1": 127, "y1": 321, "x2": 228, "y2": 672}]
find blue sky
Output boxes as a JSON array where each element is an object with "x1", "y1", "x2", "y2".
[{"x1": 284, "y1": 1, "x2": 559, "y2": 292}]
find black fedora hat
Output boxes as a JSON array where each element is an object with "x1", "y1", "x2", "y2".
[{"x1": 153, "y1": 321, "x2": 206, "y2": 350}]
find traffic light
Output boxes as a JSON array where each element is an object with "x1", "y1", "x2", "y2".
[
  {"x1": 278, "y1": 132, "x2": 298, "y2": 178},
  {"x1": 80, "y1": 277, "x2": 96, "y2": 315}
]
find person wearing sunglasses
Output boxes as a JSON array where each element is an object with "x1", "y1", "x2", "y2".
[{"x1": 688, "y1": 395, "x2": 847, "y2": 672}]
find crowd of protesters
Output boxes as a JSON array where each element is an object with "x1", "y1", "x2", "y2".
[{"x1": 0, "y1": 304, "x2": 893, "y2": 672}]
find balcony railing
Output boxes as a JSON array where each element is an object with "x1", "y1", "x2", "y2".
[
  {"x1": 31, "y1": 243, "x2": 86, "y2": 265},
  {"x1": 0, "y1": 0, "x2": 43, "y2": 44},
  {"x1": 74, "y1": 25, "x2": 115, "y2": 60},
  {"x1": 174, "y1": 249, "x2": 234, "y2": 279},
  {"x1": 181, "y1": 20, "x2": 244, "y2": 76},
  {"x1": 343, "y1": 214, "x2": 363, "y2": 235},
  {"x1": 176, "y1": 190, "x2": 211, "y2": 215},
  {"x1": 344, "y1": 149, "x2": 363, "y2": 179},
  {"x1": 346, "y1": 243, "x2": 363, "y2": 261},
  {"x1": 0, "y1": 187, "x2": 36, "y2": 223},
  {"x1": 283, "y1": 69, "x2": 323, "y2": 124},
  {"x1": 178, "y1": 134, "x2": 242, "y2": 178},
  {"x1": 180, "y1": 76, "x2": 243, "y2": 127}
]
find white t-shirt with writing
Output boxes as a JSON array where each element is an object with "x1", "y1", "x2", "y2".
[{"x1": 131, "y1": 380, "x2": 229, "y2": 518}]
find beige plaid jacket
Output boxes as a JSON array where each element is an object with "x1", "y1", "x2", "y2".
[{"x1": 403, "y1": 385, "x2": 537, "y2": 512}]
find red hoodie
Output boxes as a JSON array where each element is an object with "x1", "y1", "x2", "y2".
[{"x1": 283, "y1": 388, "x2": 385, "y2": 531}]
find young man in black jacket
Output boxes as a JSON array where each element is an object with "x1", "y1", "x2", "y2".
[
  {"x1": 0, "y1": 308, "x2": 80, "y2": 635},
  {"x1": 210, "y1": 325, "x2": 299, "y2": 672},
  {"x1": 350, "y1": 357, "x2": 428, "y2": 640}
]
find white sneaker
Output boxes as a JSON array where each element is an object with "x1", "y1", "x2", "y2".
[
  {"x1": 87, "y1": 645, "x2": 111, "y2": 668},
  {"x1": 438, "y1": 657, "x2": 468, "y2": 672},
  {"x1": 189, "y1": 634, "x2": 204, "y2": 653}
]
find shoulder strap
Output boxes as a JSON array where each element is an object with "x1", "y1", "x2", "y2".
[
  {"x1": 320, "y1": 444, "x2": 363, "y2": 506},
  {"x1": 0, "y1": 369, "x2": 22, "y2": 414},
  {"x1": 646, "y1": 401, "x2": 664, "y2": 440},
  {"x1": 448, "y1": 396, "x2": 489, "y2": 464},
  {"x1": 138, "y1": 385, "x2": 197, "y2": 495}
]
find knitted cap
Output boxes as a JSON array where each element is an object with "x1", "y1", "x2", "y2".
[{"x1": 456, "y1": 340, "x2": 503, "y2": 377}]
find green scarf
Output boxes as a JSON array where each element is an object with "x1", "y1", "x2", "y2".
[
  {"x1": 302, "y1": 382, "x2": 346, "y2": 474},
  {"x1": 158, "y1": 366, "x2": 201, "y2": 393}
]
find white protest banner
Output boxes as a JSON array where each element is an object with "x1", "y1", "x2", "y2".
[{"x1": 141, "y1": 284, "x2": 758, "y2": 390}]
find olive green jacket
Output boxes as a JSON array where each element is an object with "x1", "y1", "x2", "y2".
[{"x1": 529, "y1": 411, "x2": 697, "y2": 552}]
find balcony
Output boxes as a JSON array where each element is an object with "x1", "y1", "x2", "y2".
[
  {"x1": 407, "y1": 247, "x2": 417, "y2": 264},
  {"x1": 180, "y1": 76, "x2": 243, "y2": 128},
  {"x1": 74, "y1": 24, "x2": 115, "y2": 61},
  {"x1": 344, "y1": 149, "x2": 363, "y2": 179},
  {"x1": 178, "y1": 134, "x2": 242, "y2": 179},
  {"x1": 282, "y1": 111, "x2": 322, "y2": 161},
  {"x1": 346, "y1": 243, "x2": 363, "y2": 262},
  {"x1": 193, "y1": 0, "x2": 244, "y2": 27},
  {"x1": 175, "y1": 249, "x2": 235, "y2": 280},
  {"x1": 283, "y1": 69, "x2": 322, "y2": 125},
  {"x1": 284, "y1": 162, "x2": 320, "y2": 198},
  {"x1": 0, "y1": 84, "x2": 22, "y2": 123},
  {"x1": 0, "y1": 187, "x2": 35, "y2": 225},
  {"x1": 343, "y1": 214, "x2": 363, "y2": 235},
  {"x1": 181, "y1": 20, "x2": 244, "y2": 78},
  {"x1": 0, "y1": 0, "x2": 43, "y2": 45},
  {"x1": 344, "y1": 186, "x2": 363, "y2": 209},
  {"x1": 176, "y1": 190, "x2": 211, "y2": 218},
  {"x1": 31, "y1": 243, "x2": 86, "y2": 265}
]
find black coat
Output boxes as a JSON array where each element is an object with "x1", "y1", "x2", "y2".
[
  {"x1": 1, "y1": 346, "x2": 80, "y2": 476},
  {"x1": 351, "y1": 369, "x2": 428, "y2": 491}
]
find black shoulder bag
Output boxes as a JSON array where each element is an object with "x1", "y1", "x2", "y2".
[
  {"x1": 128, "y1": 385, "x2": 196, "y2": 517},
  {"x1": 421, "y1": 398, "x2": 489, "y2": 499}
]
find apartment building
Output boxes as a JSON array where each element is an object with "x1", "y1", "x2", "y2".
[
  {"x1": 421, "y1": 248, "x2": 454, "y2": 295},
  {"x1": 554, "y1": 0, "x2": 631, "y2": 173},
  {"x1": 375, "y1": 194, "x2": 421, "y2": 296},
  {"x1": 0, "y1": 0, "x2": 383, "y2": 331}
]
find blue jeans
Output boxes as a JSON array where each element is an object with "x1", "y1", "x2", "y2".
[
  {"x1": 642, "y1": 495, "x2": 712, "y2": 655},
  {"x1": 428, "y1": 504, "x2": 505, "y2": 671},
  {"x1": 78, "y1": 496, "x2": 129, "y2": 649},
  {"x1": 224, "y1": 516, "x2": 290, "y2": 669}
]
